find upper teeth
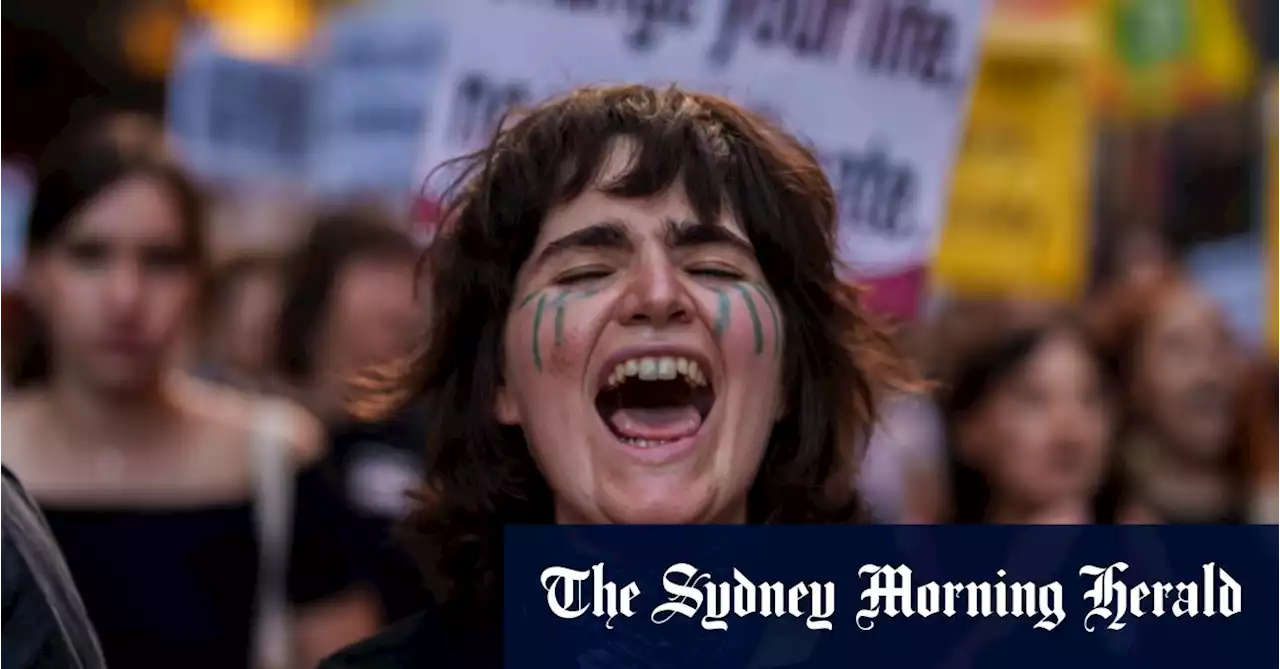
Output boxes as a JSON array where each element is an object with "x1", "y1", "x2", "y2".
[{"x1": 606, "y1": 356, "x2": 707, "y2": 389}]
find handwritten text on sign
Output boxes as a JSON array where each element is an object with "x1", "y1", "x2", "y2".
[{"x1": 417, "y1": 0, "x2": 987, "y2": 275}]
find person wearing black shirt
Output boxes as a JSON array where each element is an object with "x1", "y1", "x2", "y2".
[
  {"x1": 273, "y1": 209, "x2": 430, "y2": 623},
  {"x1": 3, "y1": 114, "x2": 378, "y2": 669}
]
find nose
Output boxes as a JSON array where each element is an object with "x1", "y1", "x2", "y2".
[
  {"x1": 615, "y1": 251, "x2": 695, "y2": 329},
  {"x1": 104, "y1": 261, "x2": 144, "y2": 313}
]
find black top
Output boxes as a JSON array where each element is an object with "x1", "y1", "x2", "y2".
[
  {"x1": 325, "y1": 406, "x2": 431, "y2": 623},
  {"x1": 40, "y1": 463, "x2": 362, "y2": 669},
  {"x1": 319, "y1": 608, "x2": 501, "y2": 669},
  {"x1": 2, "y1": 467, "x2": 107, "y2": 669}
]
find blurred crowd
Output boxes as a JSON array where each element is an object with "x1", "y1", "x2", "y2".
[
  {"x1": 0, "y1": 1, "x2": 1276, "y2": 669},
  {"x1": 1, "y1": 107, "x2": 1273, "y2": 668}
]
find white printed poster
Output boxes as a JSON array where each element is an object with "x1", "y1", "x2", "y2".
[
  {"x1": 414, "y1": 0, "x2": 989, "y2": 316},
  {"x1": 309, "y1": 3, "x2": 447, "y2": 202},
  {"x1": 167, "y1": 26, "x2": 311, "y2": 189}
]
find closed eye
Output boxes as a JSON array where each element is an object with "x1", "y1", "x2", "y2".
[
  {"x1": 556, "y1": 268, "x2": 614, "y2": 286},
  {"x1": 689, "y1": 266, "x2": 745, "y2": 280}
]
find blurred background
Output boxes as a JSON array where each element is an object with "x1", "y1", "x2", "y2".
[{"x1": 0, "y1": 0, "x2": 1275, "y2": 667}]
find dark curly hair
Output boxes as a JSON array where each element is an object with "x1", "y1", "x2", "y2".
[{"x1": 374, "y1": 84, "x2": 913, "y2": 624}]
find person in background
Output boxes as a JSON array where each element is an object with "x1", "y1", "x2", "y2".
[
  {"x1": 321, "y1": 84, "x2": 913, "y2": 668},
  {"x1": 3, "y1": 466, "x2": 107, "y2": 669},
  {"x1": 275, "y1": 210, "x2": 430, "y2": 623},
  {"x1": 0, "y1": 114, "x2": 378, "y2": 669},
  {"x1": 199, "y1": 253, "x2": 285, "y2": 392},
  {"x1": 276, "y1": 209, "x2": 422, "y2": 425},
  {"x1": 940, "y1": 308, "x2": 1119, "y2": 524},
  {"x1": 1092, "y1": 268, "x2": 1246, "y2": 523}
]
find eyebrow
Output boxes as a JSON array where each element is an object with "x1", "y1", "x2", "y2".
[
  {"x1": 531, "y1": 217, "x2": 756, "y2": 271},
  {"x1": 532, "y1": 220, "x2": 633, "y2": 270},
  {"x1": 663, "y1": 218, "x2": 755, "y2": 258}
]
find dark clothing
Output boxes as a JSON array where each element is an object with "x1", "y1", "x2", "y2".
[
  {"x1": 319, "y1": 608, "x2": 501, "y2": 669},
  {"x1": 325, "y1": 407, "x2": 431, "y2": 623},
  {"x1": 40, "y1": 463, "x2": 361, "y2": 669},
  {"x1": 2, "y1": 467, "x2": 107, "y2": 669}
]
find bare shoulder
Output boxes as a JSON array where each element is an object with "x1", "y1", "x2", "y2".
[{"x1": 174, "y1": 376, "x2": 326, "y2": 469}]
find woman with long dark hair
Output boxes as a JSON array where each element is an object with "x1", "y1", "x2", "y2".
[
  {"x1": 939, "y1": 306, "x2": 1120, "y2": 524},
  {"x1": 1, "y1": 115, "x2": 378, "y2": 669},
  {"x1": 321, "y1": 84, "x2": 912, "y2": 668}
]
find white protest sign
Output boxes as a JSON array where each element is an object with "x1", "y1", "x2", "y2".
[
  {"x1": 415, "y1": 0, "x2": 988, "y2": 296},
  {"x1": 309, "y1": 3, "x2": 448, "y2": 202},
  {"x1": 167, "y1": 26, "x2": 311, "y2": 189}
]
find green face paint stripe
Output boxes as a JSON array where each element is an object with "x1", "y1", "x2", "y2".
[
  {"x1": 518, "y1": 291, "x2": 539, "y2": 309},
  {"x1": 552, "y1": 292, "x2": 570, "y2": 346},
  {"x1": 748, "y1": 282, "x2": 781, "y2": 358},
  {"x1": 551, "y1": 288, "x2": 599, "y2": 347},
  {"x1": 732, "y1": 283, "x2": 764, "y2": 354},
  {"x1": 531, "y1": 293, "x2": 548, "y2": 372},
  {"x1": 712, "y1": 288, "x2": 731, "y2": 338}
]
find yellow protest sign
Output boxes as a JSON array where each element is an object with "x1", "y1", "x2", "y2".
[{"x1": 933, "y1": 4, "x2": 1095, "y2": 300}]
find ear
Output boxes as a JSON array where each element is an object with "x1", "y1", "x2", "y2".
[{"x1": 493, "y1": 383, "x2": 522, "y2": 425}]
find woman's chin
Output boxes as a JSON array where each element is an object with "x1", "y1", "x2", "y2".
[{"x1": 596, "y1": 486, "x2": 741, "y2": 525}]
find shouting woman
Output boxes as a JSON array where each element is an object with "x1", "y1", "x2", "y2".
[{"x1": 322, "y1": 84, "x2": 911, "y2": 668}]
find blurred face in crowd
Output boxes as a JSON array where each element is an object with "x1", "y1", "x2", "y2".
[
  {"x1": 221, "y1": 270, "x2": 281, "y2": 377},
  {"x1": 494, "y1": 144, "x2": 786, "y2": 524},
  {"x1": 958, "y1": 331, "x2": 1113, "y2": 511},
  {"x1": 28, "y1": 175, "x2": 197, "y2": 392},
  {"x1": 1132, "y1": 284, "x2": 1236, "y2": 460},
  {"x1": 326, "y1": 256, "x2": 420, "y2": 374}
]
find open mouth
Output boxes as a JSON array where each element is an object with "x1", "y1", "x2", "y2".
[{"x1": 595, "y1": 355, "x2": 716, "y2": 448}]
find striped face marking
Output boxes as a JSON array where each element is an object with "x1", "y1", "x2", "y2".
[
  {"x1": 519, "y1": 288, "x2": 599, "y2": 372},
  {"x1": 710, "y1": 281, "x2": 781, "y2": 358}
]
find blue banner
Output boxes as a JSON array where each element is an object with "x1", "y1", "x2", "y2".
[{"x1": 504, "y1": 525, "x2": 1278, "y2": 669}]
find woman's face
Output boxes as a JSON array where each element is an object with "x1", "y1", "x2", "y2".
[
  {"x1": 495, "y1": 148, "x2": 786, "y2": 524},
  {"x1": 29, "y1": 175, "x2": 197, "y2": 391},
  {"x1": 1133, "y1": 286, "x2": 1236, "y2": 459},
  {"x1": 326, "y1": 256, "x2": 420, "y2": 375},
  {"x1": 961, "y1": 333, "x2": 1113, "y2": 509}
]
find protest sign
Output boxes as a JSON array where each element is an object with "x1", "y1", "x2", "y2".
[
  {"x1": 1097, "y1": 0, "x2": 1254, "y2": 119},
  {"x1": 309, "y1": 3, "x2": 447, "y2": 202},
  {"x1": 934, "y1": 0, "x2": 1094, "y2": 300},
  {"x1": 414, "y1": 0, "x2": 989, "y2": 315},
  {"x1": 167, "y1": 26, "x2": 310, "y2": 189}
]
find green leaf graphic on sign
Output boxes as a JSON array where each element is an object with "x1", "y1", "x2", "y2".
[{"x1": 1114, "y1": 0, "x2": 1190, "y2": 70}]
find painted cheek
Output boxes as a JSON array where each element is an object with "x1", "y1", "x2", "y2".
[
  {"x1": 704, "y1": 281, "x2": 783, "y2": 362},
  {"x1": 515, "y1": 287, "x2": 603, "y2": 375}
]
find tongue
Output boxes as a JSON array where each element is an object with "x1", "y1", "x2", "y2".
[{"x1": 608, "y1": 406, "x2": 703, "y2": 442}]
